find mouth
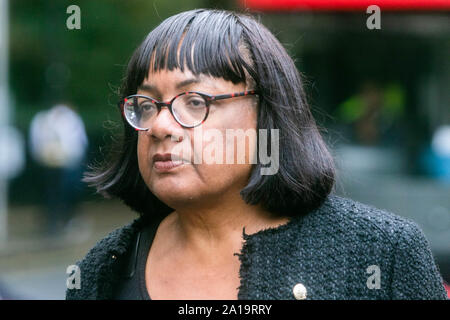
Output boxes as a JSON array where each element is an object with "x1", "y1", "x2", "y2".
[{"x1": 152, "y1": 153, "x2": 189, "y2": 172}]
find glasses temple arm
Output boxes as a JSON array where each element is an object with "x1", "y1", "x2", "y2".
[{"x1": 211, "y1": 91, "x2": 258, "y2": 101}]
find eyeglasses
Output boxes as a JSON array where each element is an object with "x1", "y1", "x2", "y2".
[{"x1": 118, "y1": 90, "x2": 258, "y2": 131}]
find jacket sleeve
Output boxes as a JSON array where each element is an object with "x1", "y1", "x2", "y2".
[
  {"x1": 65, "y1": 220, "x2": 139, "y2": 300},
  {"x1": 390, "y1": 220, "x2": 448, "y2": 300},
  {"x1": 65, "y1": 235, "x2": 110, "y2": 300},
  {"x1": 65, "y1": 254, "x2": 98, "y2": 300},
  {"x1": 65, "y1": 260, "x2": 83, "y2": 300}
]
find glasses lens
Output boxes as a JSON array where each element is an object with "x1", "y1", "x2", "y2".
[
  {"x1": 172, "y1": 93, "x2": 207, "y2": 127},
  {"x1": 123, "y1": 96, "x2": 158, "y2": 129}
]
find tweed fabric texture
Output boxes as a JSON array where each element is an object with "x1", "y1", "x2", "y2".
[{"x1": 66, "y1": 194, "x2": 448, "y2": 300}]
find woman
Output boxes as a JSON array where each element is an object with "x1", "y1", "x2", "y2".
[{"x1": 66, "y1": 9, "x2": 447, "y2": 300}]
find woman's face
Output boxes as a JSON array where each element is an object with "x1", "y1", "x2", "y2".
[{"x1": 137, "y1": 68, "x2": 258, "y2": 208}]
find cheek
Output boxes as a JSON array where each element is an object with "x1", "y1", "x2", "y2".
[
  {"x1": 192, "y1": 105, "x2": 257, "y2": 183},
  {"x1": 137, "y1": 134, "x2": 151, "y2": 180},
  {"x1": 221, "y1": 104, "x2": 258, "y2": 164}
]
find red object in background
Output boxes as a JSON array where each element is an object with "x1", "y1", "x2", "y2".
[
  {"x1": 445, "y1": 282, "x2": 450, "y2": 299},
  {"x1": 240, "y1": 0, "x2": 450, "y2": 11}
]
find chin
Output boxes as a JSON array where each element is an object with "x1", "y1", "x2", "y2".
[
  {"x1": 151, "y1": 181, "x2": 202, "y2": 204},
  {"x1": 156, "y1": 192, "x2": 205, "y2": 209}
]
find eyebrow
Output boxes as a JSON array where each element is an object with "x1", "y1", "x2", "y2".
[{"x1": 138, "y1": 77, "x2": 201, "y2": 95}]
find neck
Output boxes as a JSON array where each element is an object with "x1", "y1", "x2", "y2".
[{"x1": 164, "y1": 190, "x2": 290, "y2": 265}]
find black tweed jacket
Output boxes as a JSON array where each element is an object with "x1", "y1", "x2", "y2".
[{"x1": 66, "y1": 194, "x2": 448, "y2": 300}]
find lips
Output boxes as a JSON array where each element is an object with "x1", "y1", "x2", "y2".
[
  {"x1": 152, "y1": 153, "x2": 187, "y2": 172},
  {"x1": 153, "y1": 153, "x2": 183, "y2": 162}
]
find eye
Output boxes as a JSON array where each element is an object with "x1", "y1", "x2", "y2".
[
  {"x1": 187, "y1": 98, "x2": 206, "y2": 108},
  {"x1": 139, "y1": 101, "x2": 156, "y2": 112}
]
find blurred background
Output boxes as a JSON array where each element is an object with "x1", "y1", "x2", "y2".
[{"x1": 0, "y1": 0, "x2": 449, "y2": 299}]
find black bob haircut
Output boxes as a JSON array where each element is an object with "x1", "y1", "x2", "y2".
[{"x1": 85, "y1": 8, "x2": 336, "y2": 223}]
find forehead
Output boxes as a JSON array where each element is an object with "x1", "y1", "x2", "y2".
[
  {"x1": 139, "y1": 68, "x2": 244, "y2": 94},
  {"x1": 146, "y1": 67, "x2": 200, "y2": 84}
]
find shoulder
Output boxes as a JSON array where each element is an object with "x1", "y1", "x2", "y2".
[
  {"x1": 244, "y1": 193, "x2": 421, "y2": 248},
  {"x1": 81, "y1": 215, "x2": 146, "y2": 261},
  {"x1": 65, "y1": 216, "x2": 147, "y2": 300},
  {"x1": 310, "y1": 194, "x2": 440, "y2": 262},
  {"x1": 309, "y1": 194, "x2": 425, "y2": 246},
  {"x1": 305, "y1": 194, "x2": 447, "y2": 299}
]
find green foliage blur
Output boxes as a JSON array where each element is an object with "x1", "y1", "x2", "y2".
[{"x1": 9, "y1": 0, "x2": 233, "y2": 204}]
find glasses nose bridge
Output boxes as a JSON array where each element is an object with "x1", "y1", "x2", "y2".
[
  {"x1": 156, "y1": 100, "x2": 171, "y2": 108},
  {"x1": 152, "y1": 100, "x2": 180, "y2": 128},
  {"x1": 155, "y1": 100, "x2": 173, "y2": 115}
]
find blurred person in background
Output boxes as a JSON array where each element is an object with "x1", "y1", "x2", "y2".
[
  {"x1": 29, "y1": 104, "x2": 88, "y2": 236},
  {"x1": 421, "y1": 125, "x2": 450, "y2": 183}
]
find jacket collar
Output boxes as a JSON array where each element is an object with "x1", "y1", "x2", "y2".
[{"x1": 73, "y1": 198, "x2": 333, "y2": 299}]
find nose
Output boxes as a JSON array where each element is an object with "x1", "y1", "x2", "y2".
[{"x1": 149, "y1": 106, "x2": 184, "y2": 141}]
